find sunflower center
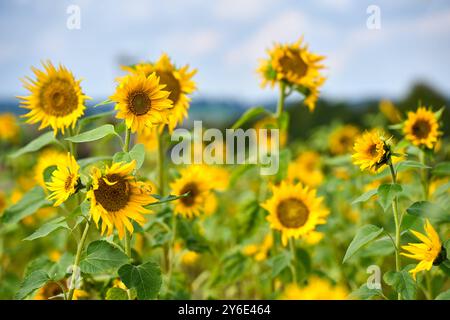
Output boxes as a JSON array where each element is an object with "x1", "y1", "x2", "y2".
[
  {"x1": 368, "y1": 144, "x2": 378, "y2": 157},
  {"x1": 130, "y1": 92, "x2": 151, "y2": 116},
  {"x1": 41, "y1": 79, "x2": 79, "y2": 117},
  {"x1": 412, "y1": 119, "x2": 431, "y2": 139},
  {"x1": 94, "y1": 174, "x2": 130, "y2": 212},
  {"x1": 180, "y1": 182, "x2": 199, "y2": 207},
  {"x1": 276, "y1": 198, "x2": 310, "y2": 228},
  {"x1": 158, "y1": 71, "x2": 181, "y2": 105},
  {"x1": 64, "y1": 174, "x2": 74, "y2": 191},
  {"x1": 279, "y1": 50, "x2": 308, "y2": 79}
]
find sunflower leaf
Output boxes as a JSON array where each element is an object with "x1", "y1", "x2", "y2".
[
  {"x1": 23, "y1": 216, "x2": 69, "y2": 241},
  {"x1": 231, "y1": 106, "x2": 269, "y2": 129},
  {"x1": 348, "y1": 284, "x2": 384, "y2": 300},
  {"x1": 383, "y1": 269, "x2": 416, "y2": 300},
  {"x1": 118, "y1": 261, "x2": 162, "y2": 300},
  {"x1": 351, "y1": 189, "x2": 377, "y2": 205},
  {"x1": 377, "y1": 183, "x2": 402, "y2": 211},
  {"x1": 105, "y1": 287, "x2": 129, "y2": 300},
  {"x1": 395, "y1": 160, "x2": 430, "y2": 172},
  {"x1": 435, "y1": 289, "x2": 450, "y2": 300},
  {"x1": 15, "y1": 270, "x2": 50, "y2": 300},
  {"x1": 65, "y1": 124, "x2": 120, "y2": 143},
  {"x1": 343, "y1": 224, "x2": 384, "y2": 263},
  {"x1": 432, "y1": 162, "x2": 450, "y2": 177},
  {"x1": 9, "y1": 131, "x2": 58, "y2": 158},
  {"x1": 406, "y1": 201, "x2": 450, "y2": 223},
  {"x1": 79, "y1": 240, "x2": 129, "y2": 274}
]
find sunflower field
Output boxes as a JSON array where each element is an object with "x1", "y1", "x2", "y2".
[{"x1": 0, "y1": 36, "x2": 449, "y2": 302}]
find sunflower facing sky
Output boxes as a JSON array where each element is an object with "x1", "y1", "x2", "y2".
[
  {"x1": 18, "y1": 61, "x2": 89, "y2": 135},
  {"x1": 123, "y1": 53, "x2": 197, "y2": 132},
  {"x1": 352, "y1": 130, "x2": 390, "y2": 173},
  {"x1": 87, "y1": 161, "x2": 155, "y2": 239},
  {"x1": 261, "y1": 181, "x2": 329, "y2": 246},
  {"x1": 403, "y1": 106, "x2": 441, "y2": 149},
  {"x1": 401, "y1": 219, "x2": 444, "y2": 280},
  {"x1": 258, "y1": 37, "x2": 326, "y2": 111},
  {"x1": 46, "y1": 153, "x2": 80, "y2": 206},
  {"x1": 111, "y1": 73, "x2": 173, "y2": 134}
]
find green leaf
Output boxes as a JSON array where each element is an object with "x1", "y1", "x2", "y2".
[
  {"x1": 383, "y1": 270, "x2": 416, "y2": 300},
  {"x1": 144, "y1": 193, "x2": 189, "y2": 208},
  {"x1": 435, "y1": 289, "x2": 450, "y2": 300},
  {"x1": 23, "y1": 216, "x2": 69, "y2": 241},
  {"x1": 231, "y1": 106, "x2": 268, "y2": 129},
  {"x1": 406, "y1": 201, "x2": 450, "y2": 223},
  {"x1": 396, "y1": 160, "x2": 430, "y2": 172},
  {"x1": 92, "y1": 99, "x2": 114, "y2": 108},
  {"x1": 15, "y1": 270, "x2": 49, "y2": 300},
  {"x1": 9, "y1": 131, "x2": 58, "y2": 158},
  {"x1": 432, "y1": 162, "x2": 450, "y2": 177},
  {"x1": 65, "y1": 124, "x2": 119, "y2": 143},
  {"x1": 1, "y1": 187, "x2": 51, "y2": 224},
  {"x1": 274, "y1": 149, "x2": 291, "y2": 182},
  {"x1": 348, "y1": 284, "x2": 383, "y2": 300},
  {"x1": 377, "y1": 183, "x2": 402, "y2": 211},
  {"x1": 112, "y1": 151, "x2": 131, "y2": 164},
  {"x1": 80, "y1": 240, "x2": 129, "y2": 274},
  {"x1": 268, "y1": 252, "x2": 292, "y2": 277},
  {"x1": 351, "y1": 189, "x2": 377, "y2": 205},
  {"x1": 105, "y1": 287, "x2": 129, "y2": 300},
  {"x1": 118, "y1": 261, "x2": 162, "y2": 300},
  {"x1": 343, "y1": 224, "x2": 384, "y2": 263},
  {"x1": 129, "y1": 144, "x2": 145, "y2": 169},
  {"x1": 78, "y1": 110, "x2": 115, "y2": 129},
  {"x1": 360, "y1": 237, "x2": 395, "y2": 257}
]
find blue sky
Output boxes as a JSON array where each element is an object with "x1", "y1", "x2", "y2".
[{"x1": 1, "y1": 0, "x2": 449, "y2": 103}]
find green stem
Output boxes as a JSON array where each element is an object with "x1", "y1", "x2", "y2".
[
  {"x1": 289, "y1": 238, "x2": 298, "y2": 284},
  {"x1": 166, "y1": 214, "x2": 178, "y2": 293},
  {"x1": 419, "y1": 150, "x2": 429, "y2": 200},
  {"x1": 123, "y1": 127, "x2": 131, "y2": 153},
  {"x1": 157, "y1": 130, "x2": 166, "y2": 196},
  {"x1": 122, "y1": 126, "x2": 133, "y2": 259},
  {"x1": 276, "y1": 81, "x2": 286, "y2": 118},
  {"x1": 68, "y1": 217, "x2": 91, "y2": 300}
]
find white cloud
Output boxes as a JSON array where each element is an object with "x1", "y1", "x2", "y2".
[
  {"x1": 213, "y1": 0, "x2": 276, "y2": 21},
  {"x1": 163, "y1": 29, "x2": 221, "y2": 57}
]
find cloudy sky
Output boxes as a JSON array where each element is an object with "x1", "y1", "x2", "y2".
[{"x1": 1, "y1": 0, "x2": 449, "y2": 103}]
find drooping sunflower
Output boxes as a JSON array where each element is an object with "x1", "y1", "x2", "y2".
[
  {"x1": 401, "y1": 219, "x2": 445, "y2": 280},
  {"x1": 170, "y1": 166, "x2": 212, "y2": 218},
  {"x1": 287, "y1": 151, "x2": 323, "y2": 187},
  {"x1": 258, "y1": 38, "x2": 326, "y2": 111},
  {"x1": 87, "y1": 161, "x2": 155, "y2": 239},
  {"x1": 123, "y1": 53, "x2": 197, "y2": 132},
  {"x1": 352, "y1": 130, "x2": 390, "y2": 173},
  {"x1": 0, "y1": 113, "x2": 20, "y2": 143},
  {"x1": 18, "y1": 61, "x2": 89, "y2": 135},
  {"x1": 46, "y1": 153, "x2": 80, "y2": 206},
  {"x1": 280, "y1": 277, "x2": 348, "y2": 300},
  {"x1": 329, "y1": 125, "x2": 360, "y2": 155},
  {"x1": 403, "y1": 107, "x2": 440, "y2": 149},
  {"x1": 261, "y1": 181, "x2": 329, "y2": 246},
  {"x1": 34, "y1": 149, "x2": 68, "y2": 189},
  {"x1": 111, "y1": 73, "x2": 173, "y2": 133}
]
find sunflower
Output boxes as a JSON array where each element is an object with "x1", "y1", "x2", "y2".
[
  {"x1": 0, "y1": 113, "x2": 20, "y2": 143},
  {"x1": 18, "y1": 61, "x2": 89, "y2": 135},
  {"x1": 136, "y1": 126, "x2": 158, "y2": 152},
  {"x1": 123, "y1": 53, "x2": 197, "y2": 132},
  {"x1": 170, "y1": 166, "x2": 212, "y2": 218},
  {"x1": 111, "y1": 73, "x2": 173, "y2": 133},
  {"x1": 379, "y1": 100, "x2": 402, "y2": 123},
  {"x1": 258, "y1": 38, "x2": 326, "y2": 111},
  {"x1": 242, "y1": 234, "x2": 273, "y2": 262},
  {"x1": 46, "y1": 153, "x2": 80, "y2": 206},
  {"x1": 34, "y1": 281, "x2": 87, "y2": 300},
  {"x1": 181, "y1": 250, "x2": 200, "y2": 266},
  {"x1": 287, "y1": 151, "x2": 323, "y2": 187},
  {"x1": 280, "y1": 277, "x2": 348, "y2": 300},
  {"x1": 34, "y1": 149, "x2": 68, "y2": 189},
  {"x1": 261, "y1": 181, "x2": 329, "y2": 246},
  {"x1": 329, "y1": 125, "x2": 360, "y2": 155},
  {"x1": 254, "y1": 116, "x2": 287, "y2": 150},
  {"x1": 401, "y1": 219, "x2": 445, "y2": 280},
  {"x1": 403, "y1": 107, "x2": 440, "y2": 149},
  {"x1": 87, "y1": 161, "x2": 155, "y2": 239},
  {"x1": 352, "y1": 130, "x2": 390, "y2": 173}
]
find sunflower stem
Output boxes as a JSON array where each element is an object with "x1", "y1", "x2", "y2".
[
  {"x1": 289, "y1": 238, "x2": 298, "y2": 284},
  {"x1": 276, "y1": 81, "x2": 286, "y2": 118},
  {"x1": 419, "y1": 150, "x2": 429, "y2": 200},
  {"x1": 123, "y1": 127, "x2": 131, "y2": 153},
  {"x1": 122, "y1": 126, "x2": 133, "y2": 259},
  {"x1": 157, "y1": 129, "x2": 166, "y2": 196}
]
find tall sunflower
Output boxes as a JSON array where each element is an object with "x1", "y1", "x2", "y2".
[
  {"x1": 352, "y1": 130, "x2": 390, "y2": 173},
  {"x1": 87, "y1": 161, "x2": 154, "y2": 239},
  {"x1": 401, "y1": 219, "x2": 445, "y2": 280},
  {"x1": 18, "y1": 61, "x2": 89, "y2": 135},
  {"x1": 34, "y1": 149, "x2": 68, "y2": 189},
  {"x1": 403, "y1": 107, "x2": 440, "y2": 149},
  {"x1": 0, "y1": 113, "x2": 20, "y2": 143},
  {"x1": 111, "y1": 73, "x2": 173, "y2": 133},
  {"x1": 46, "y1": 153, "x2": 80, "y2": 206},
  {"x1": 261, "y1": 181, "x2": 329, "y2": 246},
  {"x1": 329, "y1": 125, "x2": 360, "y2": 155},
  {"x1": 258, "y1": 38, "x2": 326, "y2": 111},
  {"x1": 122, "y1": 53, "x2": 197, "y2": 132}
]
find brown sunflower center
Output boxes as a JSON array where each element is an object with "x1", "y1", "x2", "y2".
[
  {"x1": 276, "y1": 198, "x2": 310, "y2": 228},
  {"x1": 129, "y1": 92, "x2": 151, "y2": 116},
  {"x1": 94, "y1": 174, "x2": 130, "y2": 212},
  {"x1": 41, "y1": 79, "x2": 79, "y2": 117},
  {"x1": 180, "y1": 182, "x2": 199, "y2": 207},
  {"x1": 64, "y1": 174, "x2": 75, "y2": 191},
  {"x1": 279, "y1": 50, "x2": 308, "y2": 79},
  {"x1": 158, "y1": 71, "x2": 181, "y2": 104},
  {"x1": 412, "y1": 119, "x2": 431, "y2": 139},
  {"x1": 368, "y1": 144, "x2": 378, "y2": 157}
]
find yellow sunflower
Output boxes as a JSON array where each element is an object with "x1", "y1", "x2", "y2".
[
  {"x1": 254, "y1": 116, "x2": 288, "y2": 149},
  {"x1": 136, "y1": 126, "x2": 158, "y2": 152},
  {"x1": 403, "y1": 107, "x2": 440, "y2": 149},
  {"x1": 242, "y1": 234, "x2": 273, "y2": 262},
  {"x1": 87, "y1": 160, "x2": 154, "y2": 239},
  {"x1": 329, "y1": 125, "x2": 360, "y2": 155},
  {"x1": 111, "y1": 73, "x2": 173, "y2": 133},
  {"x1": 261, "y1": 181, "x2": 329, "y2": 246},
  {"x1": 401, "y1": 219, "x2": 444, "y2": 280},
  {"x1": 46, "y1": 153, "x2": 80, "y2": 206},
  {"x1": 123, "y1": 53, "x2": 197, "y2": 132},
  {"x1": 34, "y1": 149, "x2": 68, "y2": 189},
  {"x1": 379, "y1": 100, "x2": 402, "y2": 123},
  {"x1": 352, "y1": 130, "x2": 390, "y2": 173},
  {"x1": 280, "y1": 276, "x2": 348, "y2": 300},
  {"x1": 34, "y1": 281, "x2": 87, "y2": 300},
  {"x1": 18, "y1": 61, "x2": 89, "y2": 135},
  {"x1": 258, "y1": 38, "x2": 326, "y2": 111},
  {"x1": 181, "y1": 250, "x2": 201, "y2": 266},
  {"x1": 287, "y1": 151, "x2": 323, "y2": 187},
  {"x1": 170, "y1": 166, "x2": 212, "y2": 218},
  {"x1": 0, "y1": 113, "x2": 20, "y2": 143}
]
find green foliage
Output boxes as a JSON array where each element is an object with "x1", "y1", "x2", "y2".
[
  {"x1": 118, "y1": 261, "x2": 162, "y2": 300},
  {"x1": 23, "y1": 216, "x2": 70, "y2": 241},
  {"x1": 80, "y1": 240, "x2": 129, "y2": 274},
  {"x1": 15, "y1": 270, "x2": 50, "y2": 300},
  {"x1": 9, "y1": 131, "x2": 58, "y2": 159},
  {"x1": 65, "y1": 124, "x2": 120, "y2": 143},
  {"x1": 348, "y1": 284, "x2": 384, "y2": 300},
  {"x1": 377, "y1": 183, "x2": 402, "y2": 211},
  {"x1": 1, "y1": 187, "x2": 51, "y2": 224},
  {"x1": 105, "y1": 287, "x2": 129, "y2": 300},
  {"x1": 383, "y1": 269, "x2": 416, "y2": 300},
  {"x1": 343, "y1": 225, "x2": 384, "y2": 263},
  {"x1": 406, "y1": 201, "x2": 450, "y2": 223}
]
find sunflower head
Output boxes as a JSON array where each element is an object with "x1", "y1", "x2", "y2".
[
  {"x1": 287, "y1": 151, "x2": 323, "y2": 187},
  {"x1": 18, "y1": 61, "x2": 89, "y2": 135},
  {"x1": 87, "y1": 161, "x2": 155, "y2": 239},
  {"x1": 401, "y1": 219, "x2": 444, "y2": 280},
  {"x1": 46, "y1": 153, "x2": 80, "y2": 206},
  {"x1": 329, "y1": 125, "x2": 360, "y2": 155},
  {"x1": 34, "y1": 149, "x2": 68, "y2": 189},
  {"x1": 111, "y1": 73, "x2": 173, "y2": 133},
  {"x1": 352, "y1": 130, "x2": 391, "y2": 173},
  {"x1": 0, "y1": 113, "x2": 20, "y2": 143},
  {"x1": 261, "y1": 181, "x2": 329, "y2": 246},
  {"x1": 403, "y1": 106, "x2": 441, "y2": 149}
]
